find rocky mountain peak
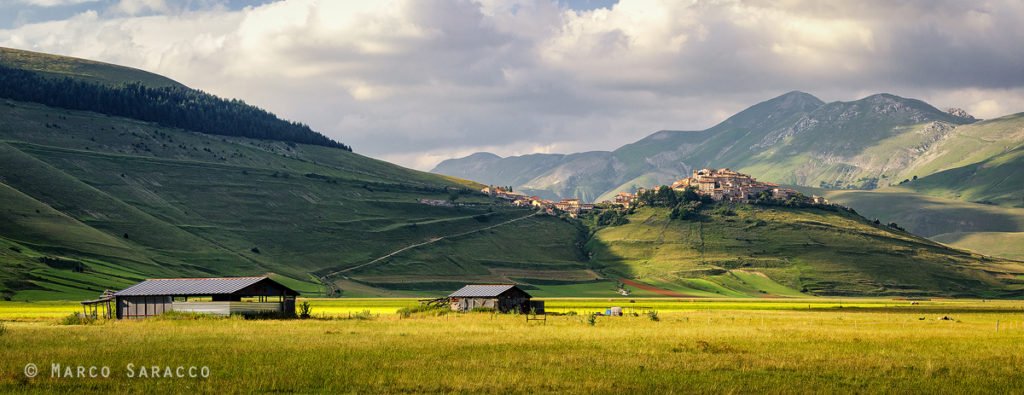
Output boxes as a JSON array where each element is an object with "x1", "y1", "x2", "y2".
[
  {"x1": 772, "y1": 90, "x2": 826, "y2": 110},
  {"x1": 945, "y1": 107, "x2": 977, "y2": 121}
]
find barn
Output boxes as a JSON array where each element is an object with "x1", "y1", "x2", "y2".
[
  {"x1": 113, "y1": 276, "x2": 299, "y2": 319},
  {"x1": 448, "y1": 284, "x2": 532, "y2": 313}
]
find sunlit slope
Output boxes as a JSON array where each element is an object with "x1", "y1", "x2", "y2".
[
  {"x1": 0, "y1": 47, "x2": 182, "y2": 88},
  {"x1": 902, "y1": 146, "x2": 1024, "y2": 206},
  {"x1": 899, "y1": 113, "x2": 1024, "y2": 181},
  {"x1": 586, "y1": 205, "x2": 1024, "y2": 298}
]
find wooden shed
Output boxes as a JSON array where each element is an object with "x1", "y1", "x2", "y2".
[
  {"x1": 448, "y1": 284, "x2": 532, "y2": 313},
  {"x1": 113, "y1": 276, "x2": 299, "y2": 319}
]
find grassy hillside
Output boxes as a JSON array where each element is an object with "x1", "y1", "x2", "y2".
[
  {"x1": 585, "y1": 205, "x2": 1024, "y2": 298},
  {"x1": 902, "y1": 146, "x2": 1024, "y2": 206},
  {"x1": 0, "y1": 47, "x2": 182, "y2": 88},
  {"x1": 930, "y1": 232, "x2": 1024, "y2": 261},
  {"x1": 816, "y1": 187, "x2": 1024, "y2": 260},
  {"x1": 899, "y1": 113, "x2": 1024, "y2": 181},
  {"x1": 335, "y1": 214, "x2": 602, "y2": 297},
  {"x1": 0, "y1": 99, "x2": 595, "y2": 300}
]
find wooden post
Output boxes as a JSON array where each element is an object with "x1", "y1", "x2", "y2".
[{"x1": 996, "y1": 320, "x2": 1000, "y2": 332}]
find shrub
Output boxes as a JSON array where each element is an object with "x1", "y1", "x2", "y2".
[
  {"x1": 0, "y1": 321, "x2": 7, "y2": 337},
  {"x1": 59, "y1": 313, "x2": 95, "y2": 325},
  {"x1": 396, "y1": 303, "x2": 449, "y2": 318},
  {"x1": 299, "y1": 301, "x2": 312, "y2": 319},
  {"x1": 155, "y1": 311, "x2": 225, "y2": 320},
  {"x1": 351, "y1": 310, "x2": 374, "y2": 320},
  {"x1": 647, "y1": 310, "x2": 660, "y2": 322},
  {"x1": 586, "y1": 313, "x2": 597, "y2": 326}
]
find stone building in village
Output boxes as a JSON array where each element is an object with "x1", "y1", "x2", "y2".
[{"x1": 671, "y1": 168, "x2": 814, "y2": 203}]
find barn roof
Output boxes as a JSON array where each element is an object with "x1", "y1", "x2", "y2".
[
  {"x1": 114, "y1": 276, "x2": 296, "y2": 296},
  {"x1": 448, "y1": 284, "x2": 529, "y2": 298}
]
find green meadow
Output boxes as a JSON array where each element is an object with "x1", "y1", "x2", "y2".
[{"x1": 3, "y1": 298, "x2": 1024, "y2": 393}]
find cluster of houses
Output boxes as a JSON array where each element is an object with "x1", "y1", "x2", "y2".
[
  {"x1": 482, "y1": 186, "x2": 594, "y2": 217},
  {"x1": 481, "y1": 168, "x2": 828, "y2": 217},
  {"x1": 598, "y1": 168, "x2": 829, "y2": 206},
  {"x1": 671, "y1": 168, "x2": 811, "y2": 203}
]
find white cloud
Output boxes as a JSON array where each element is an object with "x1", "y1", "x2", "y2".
[
  {"x1": 1, "y1": 0, "x2": 1022, "y2": 170},
  {"x1": 15, "y1": 0, "x2": 97, "y2": 6},
  {"x1": 108, "y1": 0, "x2": 169, "y2": 16}
]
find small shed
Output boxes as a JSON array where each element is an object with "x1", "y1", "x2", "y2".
[
  {"x1": 80, "y1": 289, "x2": 116, "y2": 319},
  {"x1": 113, "y1": 276, "x2": 299, "y2": 319},
  {"x1": 448, "y1": 284, "x2": 532, "y2": 313}
]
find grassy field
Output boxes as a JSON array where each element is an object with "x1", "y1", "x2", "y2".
[{"x1": 3, "y1": 298, "x2": 1024, "y2": 393}]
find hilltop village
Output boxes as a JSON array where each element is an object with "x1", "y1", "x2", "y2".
[{"x1": 474, "y1": 168, "x2": 830, "y2": 217}]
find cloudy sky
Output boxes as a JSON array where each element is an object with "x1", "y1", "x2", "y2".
[{"x1": 2, "y1": 0, "x2": 1023, "y2": 170}]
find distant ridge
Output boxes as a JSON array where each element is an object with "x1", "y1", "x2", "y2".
[{"x1": 433, "y1": 90, "x2": 991, "y2": 202}]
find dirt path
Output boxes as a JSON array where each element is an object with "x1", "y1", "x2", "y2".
[
  {"x1": 619, "y1": 278, "x2": 693, "y2": 297},
  {"x1": 320, "y1": 211, "x2": 540, "y2": 280}
]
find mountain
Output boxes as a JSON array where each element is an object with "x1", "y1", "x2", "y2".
[
  {"x1": 433, "y1": 91, "x2": 986, "y2": 200},
  {"x1": 433, "y1": 90, "x2": 1024, "y2": 260}
]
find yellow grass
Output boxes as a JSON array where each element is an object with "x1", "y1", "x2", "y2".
[{"x1": 2, "y1": 298, "x2": 1024, "y2": 393}]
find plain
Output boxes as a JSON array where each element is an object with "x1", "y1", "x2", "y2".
[{"x1": 2, "y1": 298, "x2": 1024, "y2": 393}]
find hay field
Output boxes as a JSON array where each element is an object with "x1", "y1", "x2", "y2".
[{"x1": 2, "y1": 298, "x2": 1024, "y2": 393}]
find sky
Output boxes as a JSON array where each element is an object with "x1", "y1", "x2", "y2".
[{"x1": 1, "y1": 0, "x2": 1023, "y2": 170}]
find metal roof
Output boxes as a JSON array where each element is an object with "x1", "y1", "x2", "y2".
[
  {"x1": 448, "y1": 284, "x2": 528, "y2": 298},
  {"x1": 114, "y1": 276, "x2": 294, "y2": 297}
]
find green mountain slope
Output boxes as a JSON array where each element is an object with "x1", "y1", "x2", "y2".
[
  {"x1": 586, "y1": 205, "x2": 1024, "y2": 298},
  {"x1": 0, "y1": 99, "x2": 553, "y2": 299},
  {"x1": 899, "y1": 113, "x2": 1024, "y2": 181},
  {"x1": 0, "y1": 47, "x2": 182, "y2": 88},
  {"x1": 809, "y1": 187, "x2": 1024, "y2": 262},
  {"x1": 902, "y1": 145, "x2": 1024, "y2": 206}
]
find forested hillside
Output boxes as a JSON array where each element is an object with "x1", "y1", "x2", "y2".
[{"x1": 0, "y1": 64, "x2": 350, "y2": 150}]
